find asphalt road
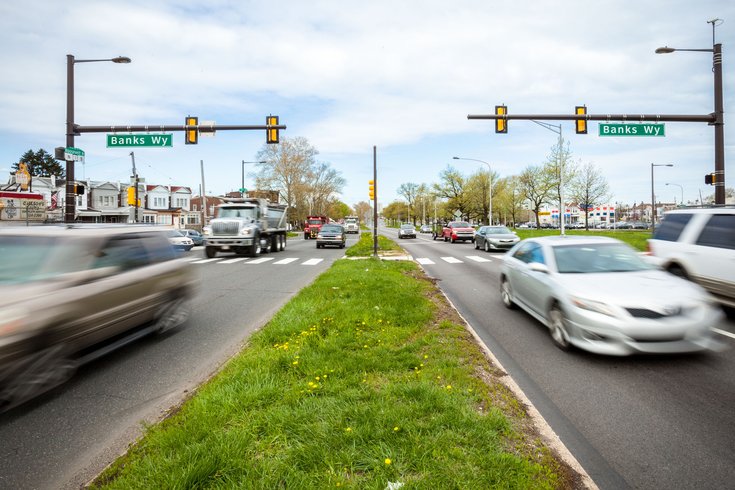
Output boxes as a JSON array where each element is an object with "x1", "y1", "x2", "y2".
[
  {"x1": 383, "y1": 228, "x2": 735, "y2": 490},
  {"x1": 0, "y1": 234, "x2": 357, "y2": 490}
]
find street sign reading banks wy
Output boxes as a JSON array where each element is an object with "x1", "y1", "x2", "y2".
[
  {"x1": 598, "y1": 123, "x2": 665, "y2": 137},
  {"x1": 106, "y1": 134, "x2": 173, "y2": 147}
]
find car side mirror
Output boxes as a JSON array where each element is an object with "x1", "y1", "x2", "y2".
[{"x1": 528, "y1": 262, "x2": 549, "y2": 274}]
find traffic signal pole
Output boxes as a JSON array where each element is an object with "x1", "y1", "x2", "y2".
[{"x1": 373, "y1": 146, "x2": 378, "y2": 258}]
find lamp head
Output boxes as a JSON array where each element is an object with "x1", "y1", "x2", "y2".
[
  {"x1": 655, "y1": 47, "x2": 675, "y2": 54},
  {"x1": 112, "y1": 56, "x2": 132, "y2": 63}
]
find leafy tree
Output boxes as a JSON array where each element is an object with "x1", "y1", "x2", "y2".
[
  {"x1": 432, "y1": 166, "x2": 468, "y2": 220},
  {"x1": 493, "y1": 177, "x2": 526, "y2": 226},
  {"x1": 12, "y1": 149, "x2": 65, "y2": 179},
  {"x1": 326, "y1": 200, "x2": 352, "y2": 220},
  {"x1": 568, "y1": 162, "x2": 610, "y2": 229},
  {"x1": 519, "y1": 165, "x2": 554, "y2": 228}
]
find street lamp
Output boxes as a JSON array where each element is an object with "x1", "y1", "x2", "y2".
[
  {"x1": 65, "y1": 54, "x2": 131, "y2": 223},
  {"x1": 665, "y1": 182, "x2": 684, "y2": 205},
  {"x1": 656, "y1": 19, "x2": 725, "y2": 205},
  {"x1": 651, "y1": 163, "x2": 674, "y2": 233},
  {"x1": 241, "y1": 160, "x2": 266, "y2": 197},
  {"x1": 453, "y1": 156, "x2": 493, "y2": 225},
  {"x1": 531, "y1": 120, "x2": 566, "y2": 235}
]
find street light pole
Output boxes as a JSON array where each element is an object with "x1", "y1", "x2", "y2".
[
  {"x1": 651, "y1": 163, "x2": 674, "y2": 233},
  {"x1": 241, "y1": 160, "x2": 266, "y2": 197},
  {"x1": 453, "y1": 156, "x2": 493, "y2": 225},
  {"x1": 65, "y1": 54, "x2": 131, "y2": 223},
  {"x1": 530, "y1": 120, "x2": 566, "y2": 235},
  {"x1": 656, "y1": 19, "x2": 725, "y2": 205},
  {"x1": 665, "y1": 182, "x2": 684, "y2": 205}
]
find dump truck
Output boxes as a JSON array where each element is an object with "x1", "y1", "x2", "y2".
[
  {"x1": 203, "y1": 198, "x2": 288, "y2": 258},
  {"x1": 304, "y1": 215, "x2": 329, "y2": 239},
  {"x1": 343, "y1": 215, "x2": 360, "y2": 234}
]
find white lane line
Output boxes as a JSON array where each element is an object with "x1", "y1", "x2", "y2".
[
  {"x1": 246, "y1": 257, "x2": 274, "y2": 264},
  {"x1": 302, "y1": 258, "x2": 324, "y2": 265},
  {"x1": 181, "y1": 257, "x2": 201, "y2": 262},
  {"x1": 441, "y1": 256, "x2": 463, "y2": 264},
  {"x1": 274, "y1": 257, "x2": 299, "y2": 265},
  {"x1": 466, "y1": 255, "x2": 492, "y2": 263},
  {"x1": 192, "y1": 258, "x2": 222, "y2": 264},
  {"x1": 713, "y1": 327, "x2": 735, "y2": 340},
  {"x1": 219, "y1": 258, "x2": 248, "y2": 264},
  {"x1": 416, "y1": 258, "x2": 435, "y2": 265}
]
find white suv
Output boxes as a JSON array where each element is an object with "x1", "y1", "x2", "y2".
[{"x1": 648, "y1": 208, "x2": 735, "y2": 308}]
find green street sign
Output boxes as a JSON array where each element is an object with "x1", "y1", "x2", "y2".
[
  {"x1": 106, "y1": 134, "x2": 173, "y2": 147},
  {"x1": 64, "y1": 147, "x2": 85, "y2": 161},
  {"x1": 598, "y1": 123, "x2": 665, "y2": 137}
]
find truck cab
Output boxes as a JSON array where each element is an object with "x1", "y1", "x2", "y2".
[
  {"x1": 344, "y1": 216, "x2": 359, "y2": 234},
  {"x1": 304, "y1": 215, "x2": 329, "y2": 239}
]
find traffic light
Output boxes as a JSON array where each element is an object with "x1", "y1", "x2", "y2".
[
  {"x1": 185, "y1": 116, "x2": 198, "y2": 145},
  {"x1": 705, "y1": 173, "x2": 716, "y2": 185},
  {"x1": 495, "y1": 105, "x2": 507, "y2": 133},
  {"x1": 266, "y1": 115, "x2": 279, "y2": 144},
  {"x1": 368, "y1": 180, "x2": 375, "y2": 200},
  {"x1": 73, "y1": 184, "x2": 85, "y2": 195},
  {"x1": 575, "y1": 105, "x2": 588, "y2": 134}
]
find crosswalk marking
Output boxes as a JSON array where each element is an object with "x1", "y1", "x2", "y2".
[
  {"x1": 302, "y1": 258, "x2": 324, "y2": 266},
  {"x1": 441, "y1": 256, "x2": 463, "y2": 264},
  {"x1": 191, "y1": 258, "x2": 221, "y2": 264},
  {"x1": 219, "y1": 257, "x2": 248, "y2": 264},
  {"x1": 416, "y1": 258, "x2": 435, "y2": 265},
  {"x1": 466, "y1": 255, "x2": 492, "y2": 263},
  {"x1": 274, "y1": 257, "x2": 299, "y2": 265},
  {"x1": 247, "y1": 257, "x2": 274, "y2": 264}
]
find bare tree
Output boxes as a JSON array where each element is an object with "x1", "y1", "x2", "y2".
[
  {"x1": 397, "y1": 182, "x2": 419, "y2": 224},
  {"x1": 544, "y1": 137, "x2": 577, "y2": 226},
  {"x1": 568, "y1": 162, "x2": 610, "y2": 229},
  {"x1": 519, "y1": 165, "x2": 554, "y2": 228}
]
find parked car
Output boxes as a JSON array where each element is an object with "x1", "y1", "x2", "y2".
[
  {"x1": 647, "y1": 207, "x2": 735, "y2": 309},
  {"x1": 419, "y1": 224, "x2": 432, "y2": 234},
  {"x1": 316, "y1": 224, "x2": 346, "y2": 248},
  {"x1": 166, "y1": 229, "x2": 195, "y2": 251},
  {"x1": 474, "y1": 226, "x2": 520, "y2": 252},
  {"x1": 499, "y1": 235, "x2": 723, "y2": 356},
  {"x1": 398, "y1": 224, "x2": 417, "y2": 239},
  {"x1": 181, "y1": 229, "x2": 204, "y2": 246},
  {"x1": 442, "y1": 221, "x2": 475, "y2": 243},
  {"x1": 0, "y1": 225, "x2": 196, "y2": 411}
]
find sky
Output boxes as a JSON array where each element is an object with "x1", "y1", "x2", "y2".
[{"x1": 1, "y1": 0, "x2": 734, "y2": 211}]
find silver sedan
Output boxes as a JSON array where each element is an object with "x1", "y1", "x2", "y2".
[{"x1": 499, "y1": 236, "x2": 723, "y2": 356}]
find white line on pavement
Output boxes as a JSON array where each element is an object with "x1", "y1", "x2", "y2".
[
  {"x1": 191, "y1": 258, "x2": 221, "y2": 264},
  {"x1": 301, "y1": 258, "x2": 324, "y2": 265},
  {"x1": 246, "y1": 257, "x2": 274, "y2": 264},
  {"x1": 441, "y1": 256, "x2": 463, "y2": 264},
  {"x1": 466, "y1": 255, "x2": 492, "y2": 263},
  {"x1": 713, "y1": 327, "x2": 735, "y2": 340},
  {"x1": 219, "y1": 258, "x2": 248, "y2": 264},
  {"x1": 274, "y1": 257, "x2": 299, "y2": 265},
  {"x1": 416, "y1": 258, "x2": 435, "y2": 265}
]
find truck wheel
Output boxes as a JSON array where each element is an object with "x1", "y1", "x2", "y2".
[
  {"x1": 271, "y1": 235, "x2": 280, "y2": 252},
  {"x1": 304, "y1": 234, "x2": 309, "y2": 240},
  {"x1": 281, "y1": 235, "x2": 287, "y2": 251},
  {"x1": 248, "y1": 234, "x2": 261, "y2": 257},
  {"x1": 205, "y1": 246, "x2": 217, "y2": 258},
  {"x1": 262, "y1": 236, "x2": 271, "y2": 254}
]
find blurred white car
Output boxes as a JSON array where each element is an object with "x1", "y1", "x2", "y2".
[
  {"x1": 500, "y1": 236, "x2": 723, "y2": 356},
  {"x1": 166, "y1": 230, "x2": 194, "y2": 251}
]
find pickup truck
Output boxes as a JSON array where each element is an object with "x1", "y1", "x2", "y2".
[{"x1": 441, "y1": 221, "x2": 475, "y2": 243}]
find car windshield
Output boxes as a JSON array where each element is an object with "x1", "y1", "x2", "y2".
[
  {"x1": 553, "y1": 243, "x2": 654, "y2": 274},
  {"x1": 452, "y1": 222, "x2": 470, "y2": 228},
  {"x1": 0, "y1": 236, "x2": 88, "y2": 284},
  {"x1": 321, "y1": 225, "x2": 342, "y2": 233},
  {"x1": 487, "y1": 226, "x2": 513, "y2": 234},
  {"x1": 400, "y1": 225, "x2": 414, "y2": 230},
  {"x1": 219, "y1": 207, "x2": 257, "y2": 219},
  {"x1": 167, "y1": 230, "x2": 184, "y2": 237}
]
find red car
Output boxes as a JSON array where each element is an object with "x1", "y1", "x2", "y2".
[{"x1": 442, "y1": 221, "x2": 475, "y2": 243}]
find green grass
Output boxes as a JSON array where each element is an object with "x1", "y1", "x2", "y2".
[
  {"x1": 514, "y1": 228, "x2": 651, "y2": 251},
  {"x1": 92, "y1": 249, "x2": 573, "y2": 489},
  {"x1": 345, "y1": 231, "x2": 402, "y2": 257}
]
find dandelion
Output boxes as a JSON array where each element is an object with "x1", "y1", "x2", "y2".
[
  {"x1": 385, "y1": 458, "x2": 392, "y2": 465},
  {"x1": 423, "y1": 355, "x2": 428, "y2": 359},
  {"x1": 315, "y1": 376, "x2": 320, "y2": 381},
  {"x1": 345, "y1": 427, "x2": 352, "y2": 432},
  {"x1": 292, "y1": 361, "x2": 299, "y2": 365},
  {"x1": 393, "y1": 426, "x2": 400, "y2": 432},
  {"x1": 446, "y1": 385, "x2": 452, "y2": 390}
]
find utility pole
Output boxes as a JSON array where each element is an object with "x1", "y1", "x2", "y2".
[
  {"x1": 373, "y1": 146, "x2": 378, "y2": 258},
  {"x1": 130, "y1": 151, "x2": 139, "y2": 223},
  {"x1": 200, "y1": 160, "x2": 208, "y2": 225}
]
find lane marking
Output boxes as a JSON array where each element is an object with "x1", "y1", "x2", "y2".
[
  {"x1": 416, "y1": 258, "x2": 435, "y2": 265},
  {"x1": 219, "y1": 258, "x2": 248, "y2": 264},
  {"x1": 302, "y1": 258, "x2": 324, "y2": 265},
  {"x1": 713, "y1": 327, "x2": 735, "y2": 340},
  {"x1": 246, "y1": 257, "x2": 274, "y2": 264},
  {"x1": 466, "y1": 255, "x2": 492, "y2": 263},
  {"x1": 274, "y1": 257, "x2": 299, "y2": 265},
  {"x1": 441, "y1": 256, "x2": 463, "y2": 264},
  {"x1": 192, "y1": 258, "x2": 221, "y2": 264}
]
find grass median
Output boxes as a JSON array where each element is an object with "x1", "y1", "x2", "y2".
[{"x1": 92, "y1": 234, "x2": 577, "y2": 489}]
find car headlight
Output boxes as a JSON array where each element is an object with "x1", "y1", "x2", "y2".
[{"x1": 570, "y1": 296, "x2": 617, "y2": 317}]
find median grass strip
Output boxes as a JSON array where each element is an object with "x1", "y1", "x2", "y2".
[{"x1": 92, "y1": 250, "x2": 576, "y2": 488}]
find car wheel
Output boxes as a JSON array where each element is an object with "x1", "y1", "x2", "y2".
[
  {"x1": 484, "y1": 241, "x2": 490, "y2": 253},
  {"x1": 474, "y1": 239, "x2": 480, "y2": 250},
  {"x1": 667, "y1": 264, "x2": 689, "y2": 280},
  {"x1": 500, "y1": 278, "x2": 515, "y2": 309},
  {"x1": 154, "y1": 296, "x2": 189, "y2": 334},
  {"x1": 316, "y1": 243, "x2": 321, "y2": 249},
  {"x1": 548, "y1": 304, "x2": 572, "y2": 351}
]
